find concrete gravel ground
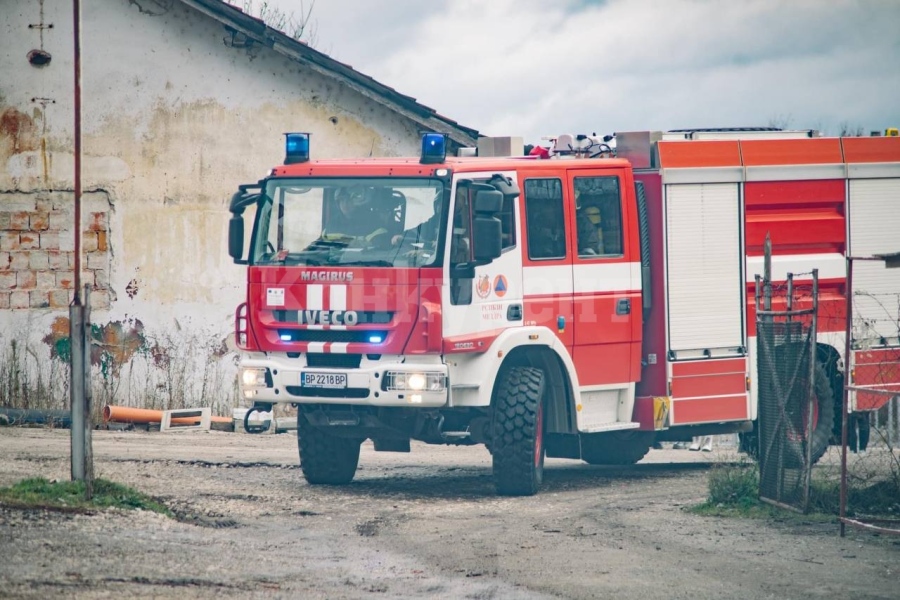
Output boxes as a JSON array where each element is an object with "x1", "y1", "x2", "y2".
[{"x1": 1, "y1": 428, "x2": 897, "y2": 599}]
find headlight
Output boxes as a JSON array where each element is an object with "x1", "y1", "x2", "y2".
[
  {"x1": 407, "y1": 373, "x2": 426, "y2": 391},
  {"x1": 241, "y1": 367, "x2": 270, "y2": 387},
  {"x1": 383, "y1": 371, "x2": 445, "y2": 392}
]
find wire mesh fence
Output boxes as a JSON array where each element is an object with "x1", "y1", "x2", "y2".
[
  {"x1": 757, "y1": 319, "x2": 815, "y2": 512},
  {"x1": 872, "y1": 399, "x2": 900, "y2": 448},
  {"x1": 839, "y1": 255, "x2": 900, "y2": 536}
]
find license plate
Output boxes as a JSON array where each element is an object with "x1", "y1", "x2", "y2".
[{"x1": 301, "y1": 372, "x2": 347, "y2": 389}]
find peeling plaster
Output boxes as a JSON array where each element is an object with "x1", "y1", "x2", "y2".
[
  {"x1": 0, "y1": 108, "x2": 39, "y2": 160},
  {"x1": 43, "y1": 315, "x2": 147, "y2": 372}
]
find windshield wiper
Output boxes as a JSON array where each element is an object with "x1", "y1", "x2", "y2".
[{"x1": 337, "y1": 260, "x2": 394, "y2": 267}]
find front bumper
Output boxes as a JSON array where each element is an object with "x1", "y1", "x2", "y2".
[{"x1": 239, "y1": 353, "x2": 449, "y2": 408}]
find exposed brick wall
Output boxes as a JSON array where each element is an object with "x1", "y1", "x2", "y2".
[{"x1": 0, "y1": 191, "x2": 111, "y2": 310}]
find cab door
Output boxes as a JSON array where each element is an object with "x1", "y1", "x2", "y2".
[
  {"x1": 566, "y1": 168, "x2": 640, "y2": 386},
  {"x1": 441, "y1": 171, "x2": 524, "y2": 346},
  {"x1": 521, "y1": 173, "x2": 575, "y2": 350}
]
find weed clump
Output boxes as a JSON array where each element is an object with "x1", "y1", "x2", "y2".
[
  {"x1": 707, "y1": 461, "x2": 759, "y2": 509},
  {"x1": 0, "y1": 477, "x2": 172, "y2": 516}
]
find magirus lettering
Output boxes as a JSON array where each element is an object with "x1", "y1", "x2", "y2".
[
  {"x1": 301, "y1": 271, "x2": 354, "y2": 282},
  {"x1": 299, "y1": 310, "x2": 359, "y2": 326}
]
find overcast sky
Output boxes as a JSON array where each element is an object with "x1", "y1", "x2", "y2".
[{"x1": 265, "y1": 0, "x2": 900, "y2": 143}]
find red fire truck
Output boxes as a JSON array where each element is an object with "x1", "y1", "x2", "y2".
[{"x1": 228, "y1": 129, "x2": 900, "y2": 496}]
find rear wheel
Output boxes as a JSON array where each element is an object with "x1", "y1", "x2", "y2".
[
  {"x1": 749, "y1": 359, "x2": 835, "y2": 465},
  {"x1": 491, "y1": 367, "x2": 545, "y2": 496},
  {"x1": 739, "y1": 422, "x2": 759, "y2": 460},
  {"x1": 581, "y1": 430, "x2": 653, "y2": 465},
  {"x1": 807, "y1": 362, "x2": 835, "y2": 465},
  {"x1": 297, "y1": 415, "x2": 361, "y2": 485}
]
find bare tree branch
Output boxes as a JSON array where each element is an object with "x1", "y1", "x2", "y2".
[{"x1": 229, "y1": 0, "x2": 318, "y2": 46}]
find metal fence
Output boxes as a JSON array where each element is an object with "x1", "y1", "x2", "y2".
[
  {"x1": 872, "y1": 398, "x2": 900, "y2": 448},
  {"x1": 757, "y1": 320, "x2": 816, "y2": 511},
  {"x1": 839, "y1": 254, "x2": 900, "y2": 537},
  {"x1": 755, "y1": 269, "x2": 819, "y2": 513}
]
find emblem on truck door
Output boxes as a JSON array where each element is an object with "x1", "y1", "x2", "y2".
[
  {"x1": 299, "y1": 310, "x2": 359, "y2": 325},
  {"x1": 476, "y1": 275, "x2": 491, "y2": 299}
]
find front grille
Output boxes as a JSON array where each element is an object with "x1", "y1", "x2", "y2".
[
  {"x1": 306, "y1": 353, "x2": 362, "y2": 368},
  {"x1": 278, "y1": 330, "x2": 388, "y2": 343},
  {"x1": 286, "y1": 386, "x2": 370, "y2": 399},
  {"x1": 274, "y1": 310, "x2": 393, "y2": 324}
]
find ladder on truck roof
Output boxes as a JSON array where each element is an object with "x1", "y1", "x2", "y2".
[{"x1": 662, "y1": 127, "x2": 819, "y2": 141}]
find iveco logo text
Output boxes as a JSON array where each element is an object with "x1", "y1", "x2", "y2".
[
  {"x1": 299, "y1": 310, "x2": 359, "y2": 325},
  {"x1": 301, "y1": 271, "x2": 354, "y2": 282}
]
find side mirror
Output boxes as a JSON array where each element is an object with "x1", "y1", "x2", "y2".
[
  {"x1": 473, "y1": 189, "x2": 503, "y2": 213},
  {"x1": 473, "y1": 216, "x2": 502, "y2": 262},
  {"x1": 228, "y1": 215, "x2": 245, "y2": 262},
  {"x1": 470, "y1": 189, "x2": 503, "y2": 263}
]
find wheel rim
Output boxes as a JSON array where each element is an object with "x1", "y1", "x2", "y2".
[
  {"x1": 788, "y1": 392, "x2": 821, "y2": 442},
  {"x1": 534, "y1": 401, "x2": 544, "y2": 467}
]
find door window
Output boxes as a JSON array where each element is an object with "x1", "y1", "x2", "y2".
[
  {"x1": 525, "y1": 178, "x2": 566, "y2": 260},
  {"x1": 573, "y1": 176, "x2": 622, "y2": 258}
]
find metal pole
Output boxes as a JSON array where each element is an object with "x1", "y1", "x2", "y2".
[
  {"x1": 69, "y1": 0, "x2": 90, "y2": 492},
  {"x1": 804, "y1": 269, "x2": 818, "y2": 512},
  {"x1": 83, "y1": 285, "x2": 93, "y2": 499},
  {"x1": 890, "y1": 395, "x2": 897, "y2": 448},
  {"x1": 69, "y1": 302, "x2": 84, "y2": 481},
  {"x1": 763, "y1": 233, "x2": 772, "y2": 313},
  {"x1": 840, "y1": 258, "x2": 853, "y2": 537},
  {"x1": 759, "y1": 236, "x2": 773, "y2": 501},
  {"x1": 786, "y1": 273, "x2": 794, "y2": 313},
  {"x1": 887, "y1": 396, "x2": 900, "y2": 448},
  {"x1": 72, "y1": 0, "x2": 82, "y2": 299},
  {"x1": 754, "y1": 274, "x2": 761, "y2": 314}
]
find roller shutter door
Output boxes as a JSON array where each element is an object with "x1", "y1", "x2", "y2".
[
  {"x1": 666, "y1": 183, "x2": 744, "y2": 353},
  {"x1": 849, "y1": 178, "x2": 900, "y2": 345}
]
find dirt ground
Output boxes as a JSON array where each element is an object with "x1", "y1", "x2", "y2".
[{"x1": 0, "y1": 428, "x2": 897, "y2": 599}]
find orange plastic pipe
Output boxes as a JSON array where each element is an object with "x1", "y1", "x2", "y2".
[{"x1": 102, "y1": 405, "x2": 232, "y2": 424}]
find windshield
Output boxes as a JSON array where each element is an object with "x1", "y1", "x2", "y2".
[{"x1": 251, "y1": 178, "x2": 446, "y2": 268}]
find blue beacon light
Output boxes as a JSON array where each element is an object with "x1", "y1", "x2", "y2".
[
  {"x1": 284, "y1": 132, "x2": 310, "y2": 164},
  {"x1": 368, "y1": 334, "x2": 384, "y2": 344},
  {"x1": 420, "y1": 133, "x2": 447, "y2": 164}
]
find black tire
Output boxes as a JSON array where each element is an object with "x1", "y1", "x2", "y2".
[
  {"x1": 755, "y1": 359, "x2": 835, "y2": 466},
  {"x1": 739, "y1": 422, "x2": 759, "y2": 460},
  {"x1": 581, "y1": 430, "x2": 653, "y2": 465},
  {"x1": 805, "y1": 361, "x2": 835, "y2": 465},
  {"x1": 491, "y1": 367, "x2": 545, "y2": 496},
  {"x1": 297, "y1": 415, "x2": 361, "y2": 485}
]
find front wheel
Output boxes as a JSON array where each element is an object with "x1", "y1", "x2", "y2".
[
  {"x1": 491, "y1": 367, "x2": 545, "y2": 496},
  {"x1": 297, "y1": 415, "x2": 361, "y2": 485}
]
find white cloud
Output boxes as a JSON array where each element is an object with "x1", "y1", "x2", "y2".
[{"x1": 269, "y1": 0, "x2": 900, "y2": 141}]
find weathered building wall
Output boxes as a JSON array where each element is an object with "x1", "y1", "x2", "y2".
[{"x1": 0, "y1": 0, "x2": 430, "y2": 413}]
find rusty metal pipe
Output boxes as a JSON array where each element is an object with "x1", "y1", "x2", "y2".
[
  {"x1": 103, "y1": 405, "x2": 232, "y2": 425},
  {"x1": 73, "y1": 0, "x2": 82, "y2": 299}
]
